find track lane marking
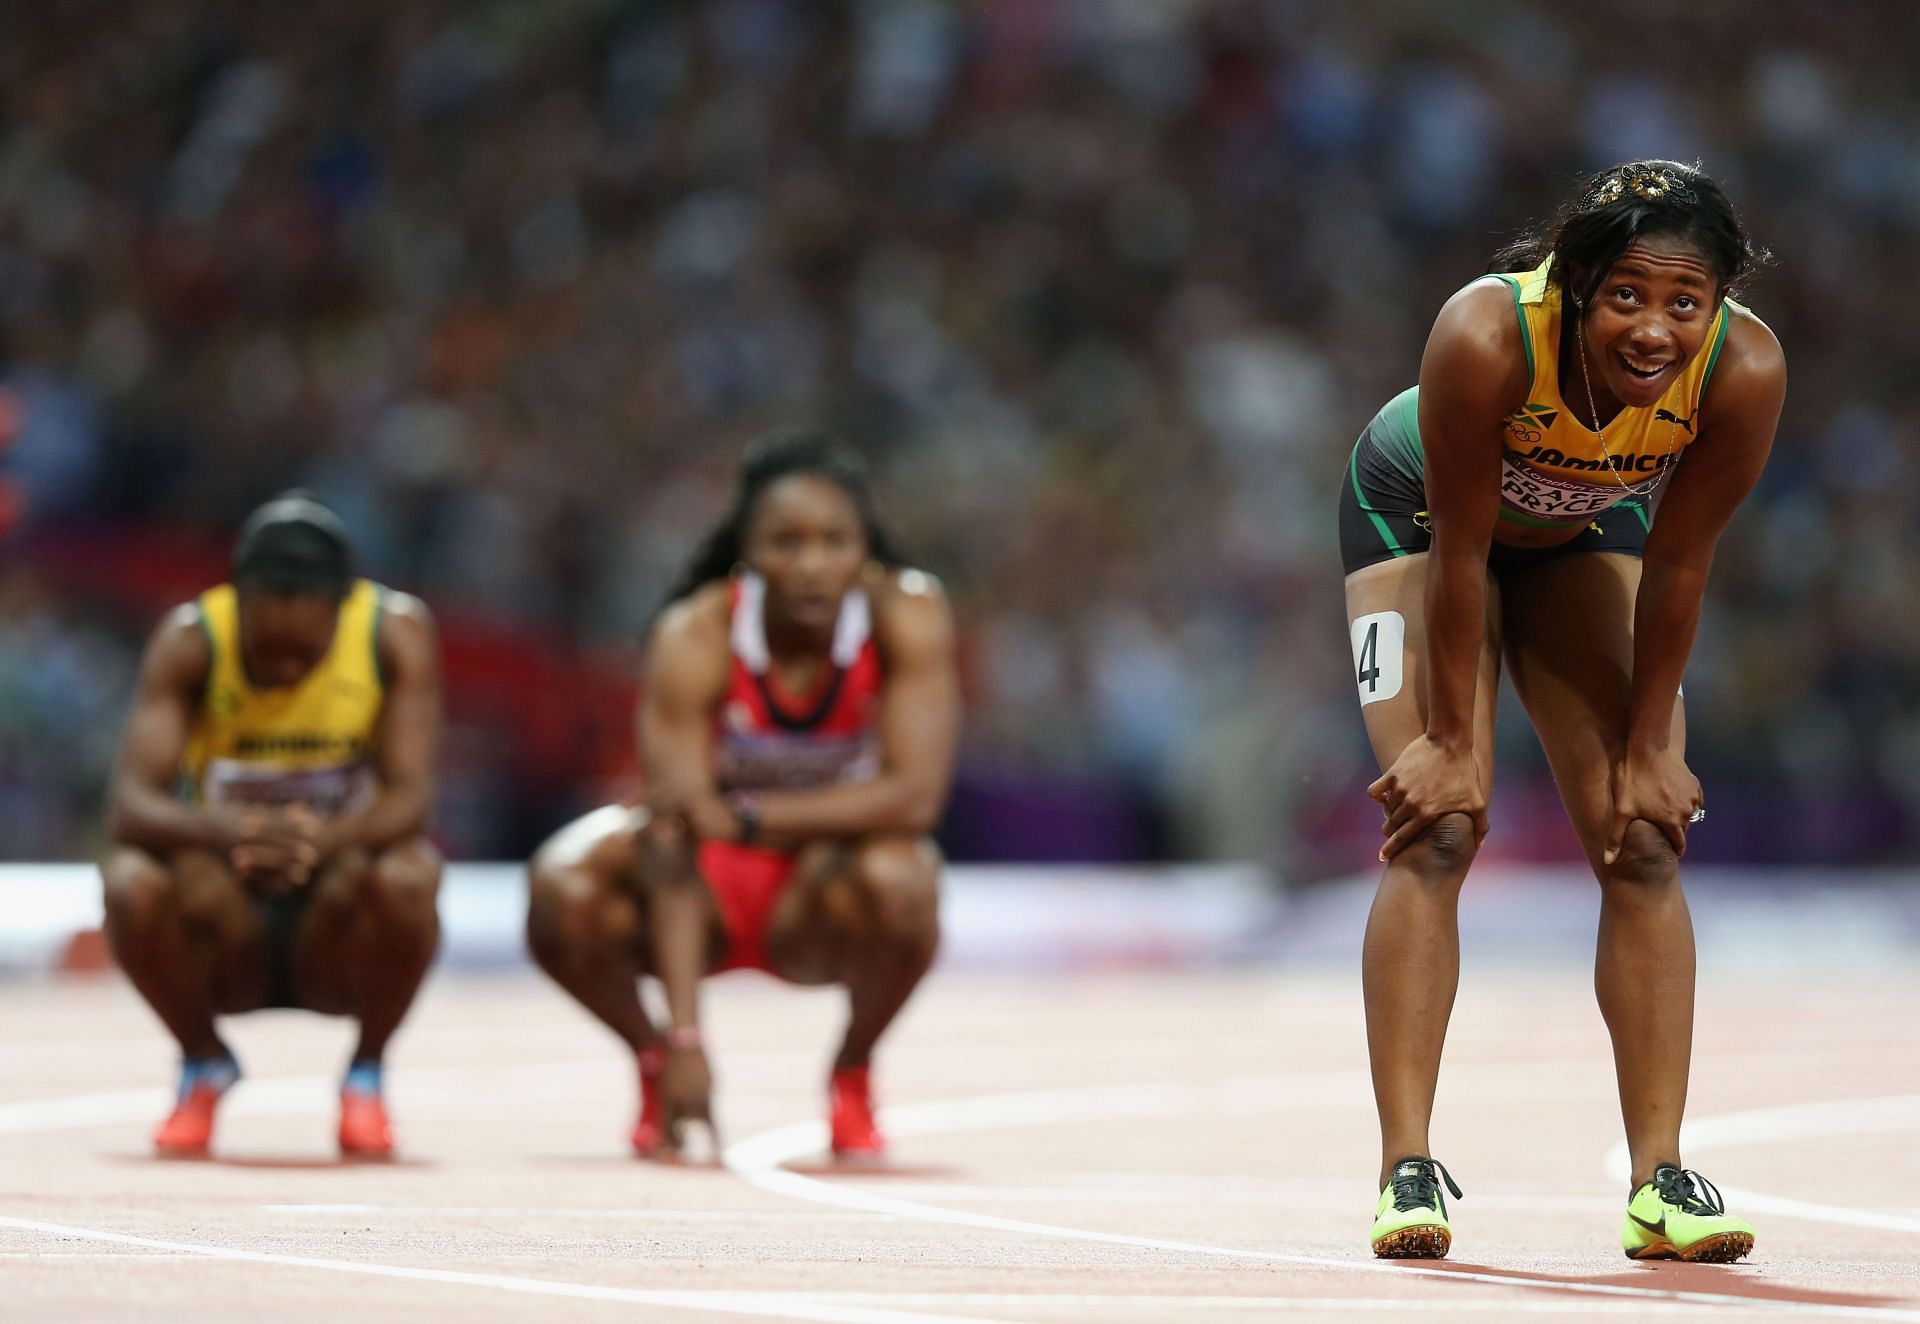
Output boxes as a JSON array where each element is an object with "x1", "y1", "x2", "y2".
[
  {"x1": 0, "y1": 1214, "x2": 1026, "y2": 1324},
  {"x1": 725, "y1": 1081, "x2": 1920, "y2": 1322}
]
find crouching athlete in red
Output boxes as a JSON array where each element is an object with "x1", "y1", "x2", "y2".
[{"x1": 528, "y1": 431, "x2": 960, "y2": 1159}]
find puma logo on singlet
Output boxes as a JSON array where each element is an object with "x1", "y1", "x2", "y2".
[{"x1": 1654, "y1": 408, "x2": 1697, "y2": 434}]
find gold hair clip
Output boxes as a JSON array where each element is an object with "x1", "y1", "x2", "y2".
[
  {"x1": 1632, "y1": 169, "x2": 1675, "y2": 198},
  {"x1": 1590, "y1": 167, "x2": 1697, "y2": 207}
]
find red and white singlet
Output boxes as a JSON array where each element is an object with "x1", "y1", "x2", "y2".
[
  {"x1": 713, "y1": 571, "x2": 884, "y2": 794},
  {"x1": 700, "y1": 571, "x2": 886, "y2": 974}
]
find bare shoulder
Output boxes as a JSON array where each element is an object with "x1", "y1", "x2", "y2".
[
  {"x1": 872, "y1": 565, "x2": 951, "y2": 621},
  {"x1": 649, "y1": 581, "x2": 732, "y2": 655},
  {"x1": 1709, "y1": 303, "x2": 1787, "y2": 398},
  {"x1": 375, "y1": 588, "x2": 440, "y2": 677},
  {"x1": 1432, "y1": 278, "x2": 1527, "y2": 355},
  {"x1": 870, "y1": 566, "x2": 955, "y2": 657},
  {"x1": 144, "y1": 603, "x2": 213, "y2": 684},
  {"x1": 377, "y1": 588, "x2": 437, "y2": 644},
  {"x1": 1421, "y1": 276, "x2": 1531, "y2": 409},
  {"x1": 644, "y1": 582, "x2": 733, "y2": 704}
]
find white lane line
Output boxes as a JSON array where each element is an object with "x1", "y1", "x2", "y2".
[
  {"x1": 1601, "y1": 1095, "x2": 1920, "y2": 1234},
  {"x1": 823, "y1": 1184, "x2": 1623, "y2": 1213},
  {"x1": 265, "y1": 1204, "x2": 896, "y2": 1222},
  {"x1": 724, "y1": 1082, "x2": 1920, "y2": 1323},
  {"x1": 0, "y1": 1251, "x2": 203, "y2": 1260},
  {"x1": 0, "y1": 1215, "x2": 1023, "y2": 1324},
  {"x1": 783, "y1": 1295, "x2": 1717, "y2": 1315}
]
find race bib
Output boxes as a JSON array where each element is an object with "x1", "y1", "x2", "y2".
[
  {"x1": 1498, "y1": 455, "x2": 1634, "y2": 521},
  {"x1": 1350, "y1": 611, "x2": 1405, "y2": 706},
  {"x1": 202, "y1": 759, "x2": 373, "y2": 816}
]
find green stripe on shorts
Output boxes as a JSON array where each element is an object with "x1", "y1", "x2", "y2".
[{"x1": 1350, "y1": 442, "x2": 1408, "y2": 558}]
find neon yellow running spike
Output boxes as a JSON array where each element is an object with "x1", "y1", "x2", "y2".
[
  {"x1": 1371, "y1": 1156, "x2": 1462, "y2": 1258},
  {"x1": 1622, "y1": 1165, "x2": 1755, "y2": 1262}
]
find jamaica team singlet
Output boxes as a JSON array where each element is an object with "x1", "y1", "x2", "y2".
[
  {"x1": 182, "y1": 579, "x2": 386, "y2": 816},
  {"x1": 1362, "y1": 258, "x2": 1742, "y2": 532}
]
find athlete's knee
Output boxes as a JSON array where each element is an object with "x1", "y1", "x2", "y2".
[
  {"x1": 100, "y1": 849, "x2": 175, "y2": 934},
  {"x1": 1601, "y1": 821, "x2": 1679, "y2": 890},
  {"x1": 852, "y1": 837, "x2": 942, "y2": 946},
  {"x1": 1393, "y1": 813, "x2": 1479, "y2": 885},
  {"x1": 368, "y1": 841, "x2": 442, "y2": 924},
  {"x1": 526, "y1": 860, "x2": 580, "y2": 967},
  {"x1": 527, "y1": 861, "x2": 637, "y2": 969},
  {"x1": 167, "y1": 850, "x2": 250, "y2": 926}
]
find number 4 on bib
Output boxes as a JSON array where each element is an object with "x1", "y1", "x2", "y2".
[{"x1": 1350, "y1": 611, "x2": 1405, "y2": 706}]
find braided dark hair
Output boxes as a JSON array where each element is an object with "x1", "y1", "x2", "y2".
[
  {"x1": 1490, "y1": 160, "x2": 1769, "y2": 307},
  {"x1": 662, "y1": 429, "x2": 908, "y2": 607}
]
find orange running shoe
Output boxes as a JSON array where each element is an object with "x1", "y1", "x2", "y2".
[
  {"x1": 631, "y1": 1045, "x2": 666, "y2": 1157},
  {"x1": 338, "y1": 1061, "x2": 395, "y2": 1158},
  {"x1": 829, "y1": 1065, "x2": 886, "y2": 1159},
  {"x1": 338, "y1": 1090, "x2": 395, "y2": 1158},
  {"x1": 154, "y1": 1084, "x2": 221, "y2": 1156},
  {"x1": 153, "y1": 1057, "x2": 238, "y2": 1157}
]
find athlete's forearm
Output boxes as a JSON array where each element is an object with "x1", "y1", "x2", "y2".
[
  {"x1": 651, "y1": 878, "x2": 709, "y2": 1033},
  {"x1": 323, "y1": 781, "x2": 433, "y2": 857},
  {"x1": 107, "y1": 781, "x2": 234, "y2": 855},
  {"x1": 1421, "y1": 540, "x2": 1489, "y2": 747},
  {"x1": 754, "y1": 774, "x2": 945, "y2": 841},
  {"x1": 1626, "y1": 558, "x2": 1710, "y2": 754}
]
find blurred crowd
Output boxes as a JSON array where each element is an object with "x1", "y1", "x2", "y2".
[{"x1": 4, "y1": 0, "x2": 1917, "y2": 867}]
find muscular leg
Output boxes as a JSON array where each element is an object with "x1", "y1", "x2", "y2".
[
  {"x1": 764, "y1": 836, "x2": 942, "y2": 1070},
  {"x1": 1345, "y1": 555, "x2": 1502, "y2": 1186},
  {"x1": 1500, "y1": 552, "x2": 1693, "y2": 1188},
  {"x1": 527, "y1": 807, "x2": 659, "y2": 1052},
  {"x1": 294, "y1": 839, "x2": 442, "y2": 1063},
  {"x1": 101, "y1": 847, "x2": 266, "y2": 1059},
  {"x1": 527, "y1": 806, "x2": 734, "y2": 1042}
]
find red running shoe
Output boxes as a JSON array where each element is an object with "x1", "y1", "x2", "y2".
[
  {"x1": 830, "y1": 1065, "x2": 886, "y2": 1159},
  {"x1": 631, "y1": 1046, "x2": 666, "y2": 1157},
  {"x1": 338, "y1": 1089, "x2": 395, "y2": 1159},
  {"x1": 153, "y1": 1083, "x2": 222, "y2": 1157}
]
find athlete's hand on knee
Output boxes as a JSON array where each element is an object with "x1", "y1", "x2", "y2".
[
  {"x1": 1603, "y1": 750, "x2": 1702, "y2": 863},
  {"x1": 660, "y1": 1041, "x2": 717, "y2": 1155},
  {"x1": 1370, "y1": 735, "x2": 1488, "y2": 862}
]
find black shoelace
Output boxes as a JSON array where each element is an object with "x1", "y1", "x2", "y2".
[
  {"x1": 1652, "y1": 1165, "x2": 1726, "y2": 1216},
  {"x1": 1389, "y1": 1156, "x2": 1465, "y2": 1214}
]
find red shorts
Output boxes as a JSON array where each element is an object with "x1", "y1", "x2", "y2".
[{"x1": 697, "y1": 840, "x2": 799, "y2": 975}]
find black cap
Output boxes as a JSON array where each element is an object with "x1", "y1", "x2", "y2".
[{"x1": 232, "y1": 493, "x2": 353, "y2": 596}]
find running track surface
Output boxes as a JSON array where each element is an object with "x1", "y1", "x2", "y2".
[{"x1": 2, "y1": 967, "x2": 1915, "y2": 1323}]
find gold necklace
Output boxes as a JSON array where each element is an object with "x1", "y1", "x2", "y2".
[{"x1": 1573, "y1": 312, "x2": 1685, "y2": 498}]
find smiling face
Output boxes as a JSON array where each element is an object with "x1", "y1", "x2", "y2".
[
  {"x1": 1576, "y1": 234, "x2": 1721, "y2": 412},
  {"x1": 742, "y1": 473, "x2": 869, "y2": 639}
]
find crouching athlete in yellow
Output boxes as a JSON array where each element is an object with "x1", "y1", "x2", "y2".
[{"x1": 101, "y1": 495, "x2": 443, "y2": 1158}]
